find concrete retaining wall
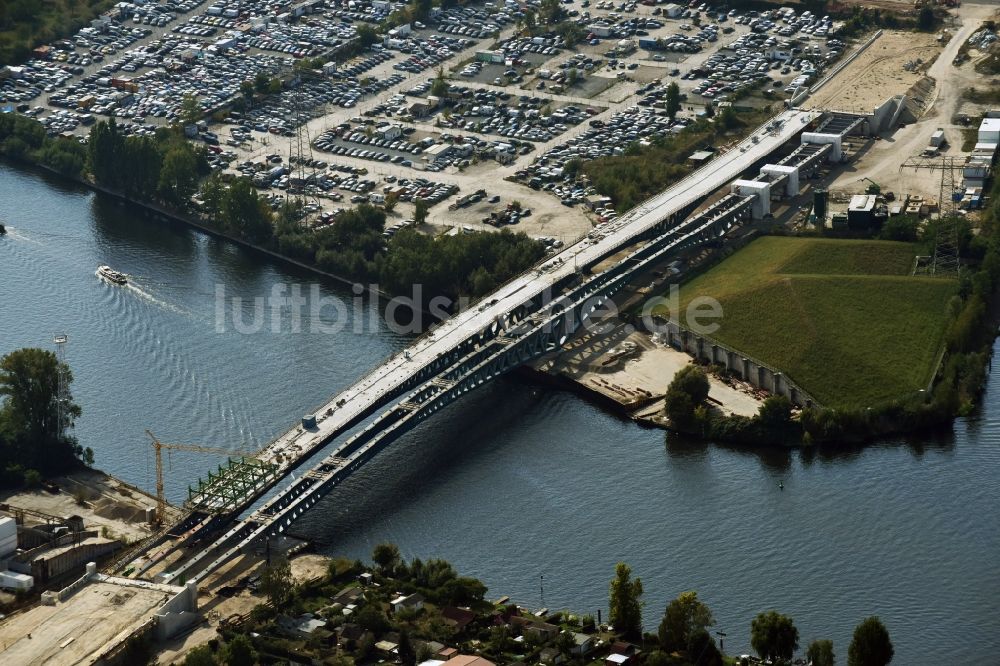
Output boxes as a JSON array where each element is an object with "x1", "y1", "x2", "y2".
[
  {"x1": 656, "y1": 319, "x2": 819, "y2": 407},
  {"x1": 154, "y1": 580, "x2": 200, "y2": 639}
]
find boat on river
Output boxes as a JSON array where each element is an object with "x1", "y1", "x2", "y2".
[{"x1": 97, "y1": 265, "x2": 128, "y2": 285}]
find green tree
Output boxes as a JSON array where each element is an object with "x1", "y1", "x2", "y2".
[
  {"x1": 254, "y1": 72, "x2": 270, "y2": 94},
  {"x1": 180, "y1": 94, "x2": 201, "y2": 126},
  {"x1": 441, "y1": 576, "x2": 487, "y2": 604},
  {"x1": 259, "y1": 555, "x2": 293, "y2": 608},
  {"x1": 751, "y1": 610, "x2": 799, "y2": 664},
  {"x1": 539, "y1": 0, "x2": 564, "y2": 25},
  {"x1": 688, "y1": 629, "x2": 723, "y2": 666},
  {"x1": 240, "y1": 80, "x2": 255, "y2": 108},
  {"x1": 918, "y1": 6, "x2": 934, "y2": 31},
  {"x1": 848, "y1": 617, "x2": 893, "y2": 666},
  {"x1": 222, "y1": 178, "x2": 273, "y2": 243},
  {"x1": 185, "y1": 645, "x2": 218, "y2": 666},
  {"x1": 414, "y1": 198, "x2": 430, "y2": 226},
  {"x1": 414, "y1": 0, "x2": 432, "y2": 19},
  {"x1": 356, "y1": 603, "x2": 390, "y2": 635},
  {"x1": 608, "y1": 562, "x2": 643, "y2": 640},
  {"x1": 554, "y1": 631, "x2": 576, "y2": 660},
  {"x1": 398, "y1": 628, "x2": 416, "y2": 666},
  {"x1": 223, "y1": 634, "x2": 256, "y2": 666},
  {"x1": 671, "y1": 365, "x2": 710, "y2": 404},
  {"x1": 357, "y1": 24, "x2": 379, "y2": 48},
  {"x1": 372, "y1": 542, "x2": 401, "y2": 575},
  {"x1": 431, "y1": 67, "x2": 449, "y2": 98},
  {"x1": 808, "y1": 639, "x2": 835, "y2": 666},
  {"x1": 644, "y1": 650, "x2": 671, "y2": 666},
  {"x1": 665, "y1": 81, "x2": 681, "y2": 120},
  {"x1": 200, "y1": 173, "x2": 226, "y2": 219},
  {"x1": 658, "y1": 590, "x2": 715, "y2": 655},
  {"x1": 664, "y1": 365, "x2": 709, "y2": 428},
  {"x1": 0, "y1": 348, "x2": 82, "y2": 475},
  {"x1": 158, "y1": 145, "x2": 199, "y2": 206},
  {"x1": 88, "y1": 118, "x2": 125, "y2": 185},
  {"x1": 758, "y1": 395, "x2": 792, "y2": 432},
  {"x1": 879, "y1": 215, "x2": 919, "y2": 242}
]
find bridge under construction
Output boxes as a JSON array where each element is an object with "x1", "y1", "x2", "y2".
[{"x1": 122, "y1": 107, "x2": 865, "y2": 586}]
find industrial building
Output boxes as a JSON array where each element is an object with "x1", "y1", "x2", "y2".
[
  {"x1": 0, "y1": 506, "x2": 125, "y2": 589},
  {"x1": 963, "y1": 115, "x2": 999, "y2": 189},
  {"x1": 847, "y1": 194, "x2": 879, "y2": 230}
]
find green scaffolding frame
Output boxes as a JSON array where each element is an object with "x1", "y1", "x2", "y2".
[{"x1": 186, "y1": 457, "x2": 278, "y2": 514}]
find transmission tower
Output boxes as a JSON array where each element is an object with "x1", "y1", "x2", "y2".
[
  {"x1": 932, "y1": 156, "x2": 961, "y2": 275},
  {"x1": 53, "y1": 334, "x2": 68, "y2": 433},
  {"x1": 288, "y1": 70, "x2": 321, "y2": 212}
]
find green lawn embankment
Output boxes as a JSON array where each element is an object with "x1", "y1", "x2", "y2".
[{"x1": 671, "y1": 237, "x2": 957, "y2": 409}]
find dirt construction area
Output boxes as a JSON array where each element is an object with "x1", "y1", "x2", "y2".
[
  {"x1": 808, "y1": 30, "x2": 943, "y2": 115},
  {"x1": 830, "y1": 3, "x2": 1000, "y2": 200},
  {"x1": 0, "y1": 469, "x2": 179, "y2": 542}
]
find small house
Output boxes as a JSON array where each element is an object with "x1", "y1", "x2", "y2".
[
  {"x1": 391, "y1": 592, "x2": 425, "y2": 613},
  {"x1": 442, "y1": 606, "x2": 477, "y2": 632},
  {"x1": 571, "y1": 632, "x2": 595, "y2": 656}
]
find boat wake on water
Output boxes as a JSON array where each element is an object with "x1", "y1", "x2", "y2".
[
  {"x1": 2, "y1": 227, "x2": 43, "y2": 245},
  {"x1": 97, "y1": 265, "x2": 192, "y2": 317},
  {"x1": 125, "y1": 281, "x2": 192, "y2": 317}
]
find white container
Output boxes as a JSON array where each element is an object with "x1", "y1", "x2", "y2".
[
  {"x1": 0, "y1": 517, "x2": 15, "y2": 542},
  {"x1": 0, "y1": 570, "x2": 33, "y2": 591}
]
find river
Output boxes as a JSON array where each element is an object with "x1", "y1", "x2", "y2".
[{"x1": 0, "y1": 162, "x2": 997, "y2": 664}]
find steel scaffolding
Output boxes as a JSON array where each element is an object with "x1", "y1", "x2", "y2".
[{"x1": 186, "y1": 457, "x2": 279, "y2": 514}]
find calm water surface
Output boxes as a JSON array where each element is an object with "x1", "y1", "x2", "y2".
[{"x1": 0, "y1": 163, "x2": 997, "y2": 664}]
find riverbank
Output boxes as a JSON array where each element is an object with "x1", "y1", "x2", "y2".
[
  {"x1": 2, "y1": 155, "x2": 392, "y2": 298},
  {"x1": 529, "y1": 326, "x2": 765, "y2": 428}
]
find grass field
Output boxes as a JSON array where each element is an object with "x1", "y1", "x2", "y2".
[{"x1": 669, "y1": 237, "x2": 957, "y2": 409}]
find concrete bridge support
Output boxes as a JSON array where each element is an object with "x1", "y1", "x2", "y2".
[
  {"x1": 801, "y1": 132, "x2": 842, "y2": 162},
  {"x1": 761, "y1": 164, "x2": 799, "y2": 196},
  {"x1": 731, "y1": 180, "x2": 772, "y2": 218}
]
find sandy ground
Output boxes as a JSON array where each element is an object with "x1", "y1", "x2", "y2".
[
  {"x1": 536, "y1": 326, "x2": 762, "y2": 419},
  {"x1": 154, "y1": 552, "x2": 329, "y2": 665},
  {"x1": 0, "y1": 469, "x2": 180, "y2": 542},
  {"x1": 830, "y1": 3, "x2": 1000, "y2": 200},
  {"x1": 807, "y1": 29, "x2": 943, "y2": 115},
  {"x1": 837, "y1": 0, "x2": 925, "y2": 12},
  {"x1": 0, "y1": 581, "x2": 168, "y2": 664}
]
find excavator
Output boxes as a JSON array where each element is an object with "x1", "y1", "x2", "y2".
[{"x1": 862, "y1": 177, "x2": 895, "y2": 201}]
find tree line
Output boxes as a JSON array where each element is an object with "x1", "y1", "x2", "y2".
[
  {"x1": 609, "y1": 562, "x2": 894, "y2": 666},
  {"x1": 88, "y1": 118, "x2": 209, "y2": 206},
  {"x1": 271, "y1": 202, "x2": 546, "y2": 308},
  {"x1": 0, "y1": 348, "x2": 92, "y2": 489},
  {"x1": 5, "y1": 113, "x2": 545, "y2": 311},
  {"x1": 580, "y1": 109, "x2": 759, "y2": 212},
  {"x1": 0, "y1": 112, "x2": 89, "y2": 176}
]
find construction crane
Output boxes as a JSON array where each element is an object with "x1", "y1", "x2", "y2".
[{"x1": 145, "y1": 430, "x2": 247, "y2": 526}]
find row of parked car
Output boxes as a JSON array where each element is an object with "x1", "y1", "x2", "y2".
[
  {"x1": 518, "y1": 106, "x2": 685, "y2": 187},
  {"x1": 313, "y1": 125, "x2": 419, "y2": 167},
  {"x1": 390, "y1": 35, "x2": 475, "y2": 74},
  {"x1": 335, "y1": 50, "x2": 394, "y2": 78},
  {"x1": 432, "y1": 86, "x2": 595, "y2": 143}
]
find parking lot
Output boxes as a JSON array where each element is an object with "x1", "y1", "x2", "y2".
[{"x1": 2, "y1": 0, "x2": 856, "y2": 242}]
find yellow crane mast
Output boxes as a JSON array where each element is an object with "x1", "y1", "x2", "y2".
[{"x1": 145, "y1": 430, "x2": 245, "y2": 525}]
